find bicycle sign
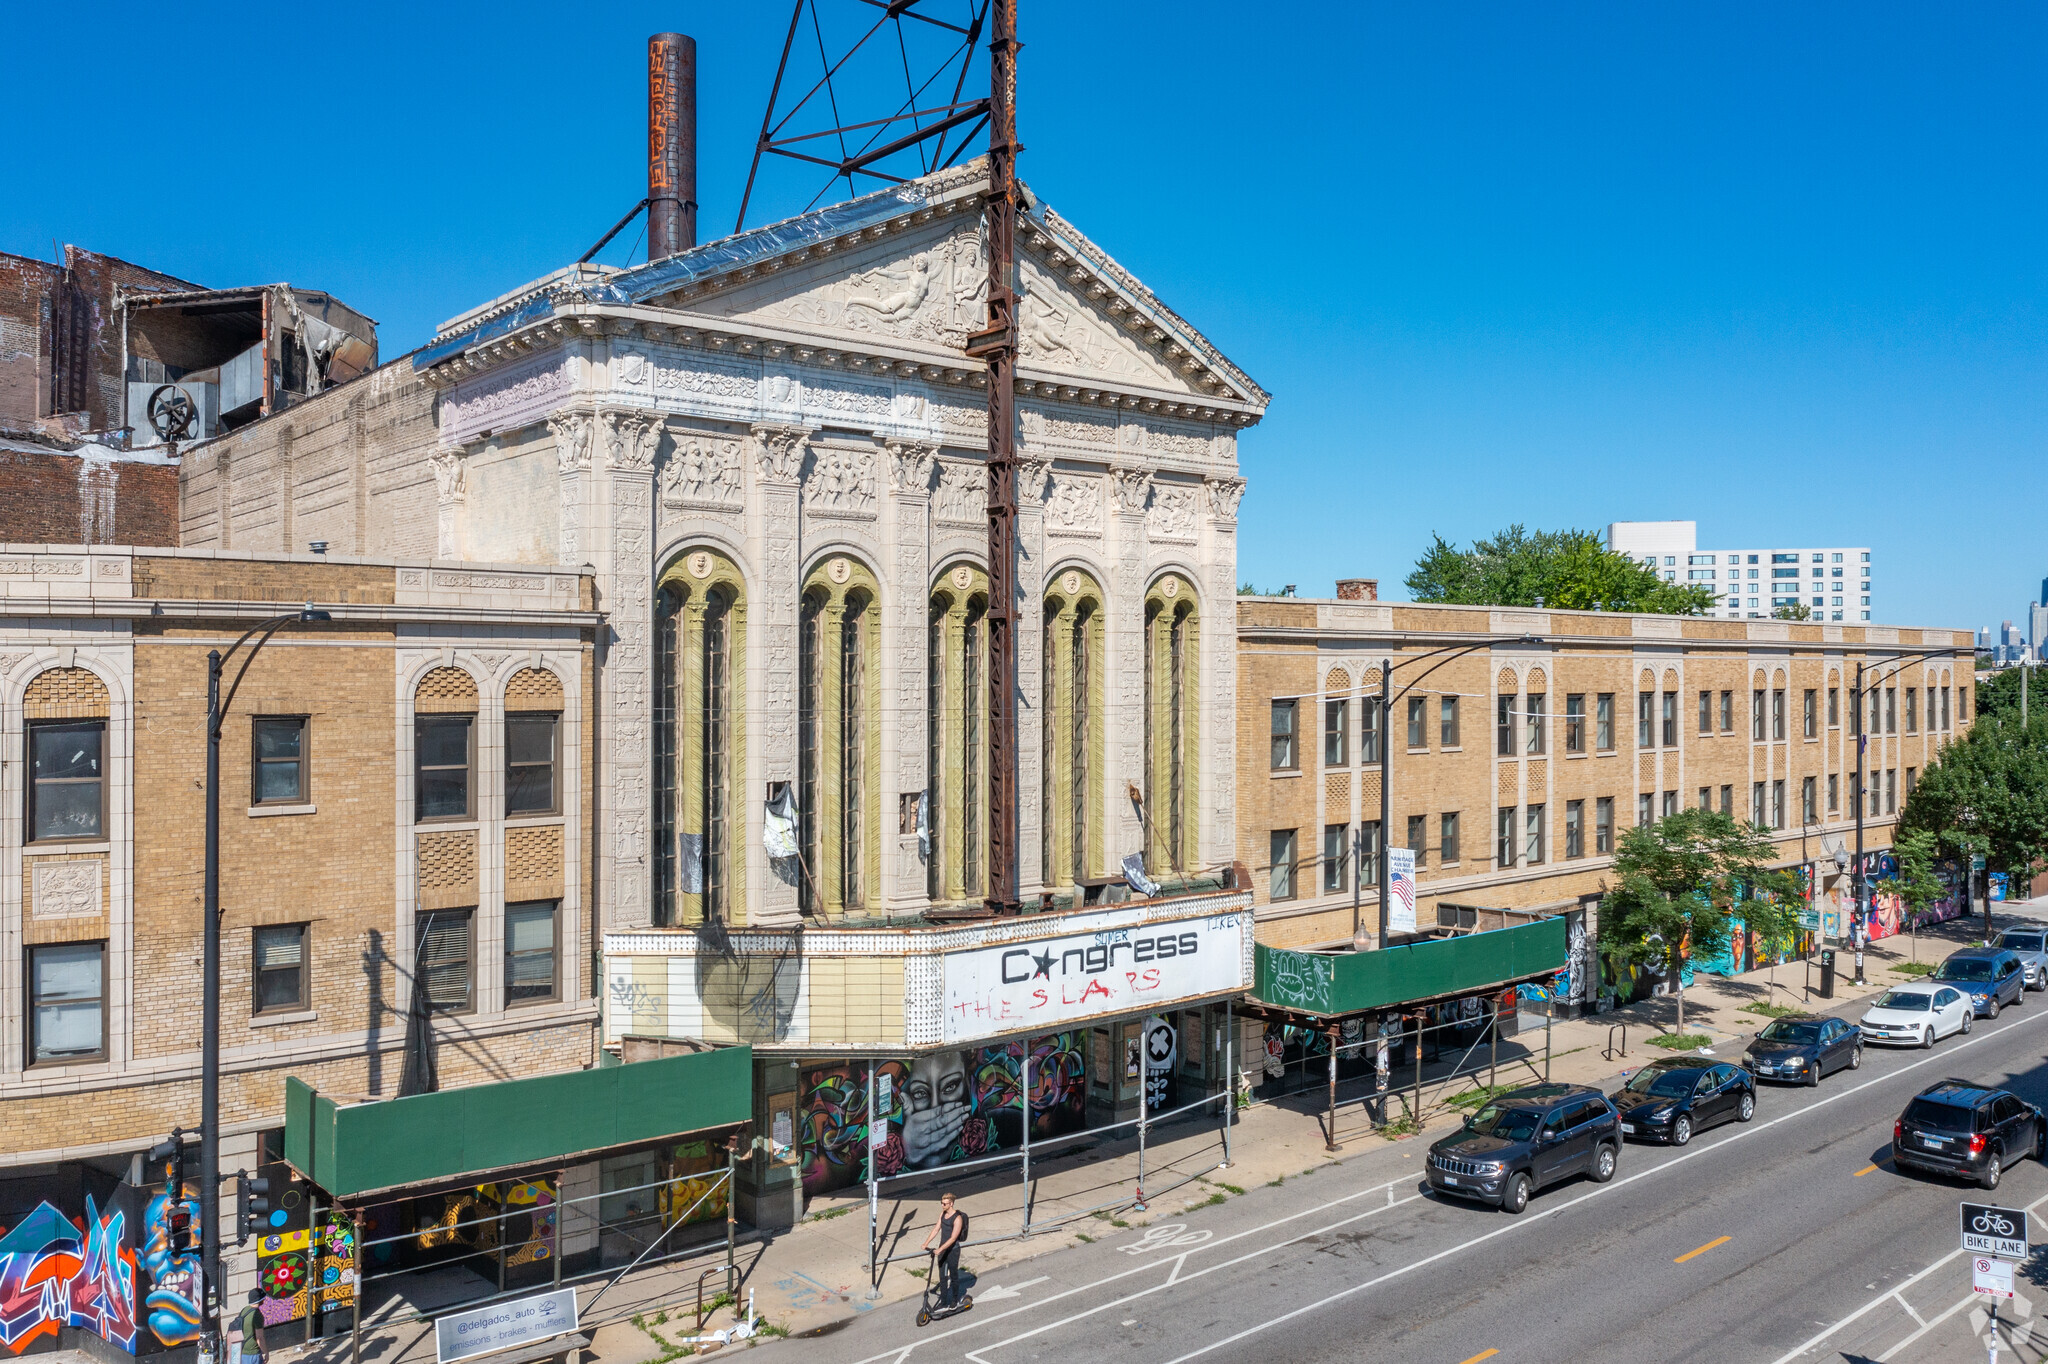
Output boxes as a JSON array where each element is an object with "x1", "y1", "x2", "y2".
[{"x1": 1961, "y1": 1202, "x2": 2029, "y2": 1258}]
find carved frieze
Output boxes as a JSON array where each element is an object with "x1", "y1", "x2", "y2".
[
  {"x1": 31, "y1": 860, "x2": 101, "y2": 920},
  {"x1": 441, "y1": 355, "x2": 571, "y2": 445},
  {"x1": 429, "y1": 451, "x2": 467, "y2": 500},
  {"x1": 803, "y1": 445, "x2": 879, "y2": 519},
  {"x1": 651, "y1": 353, "x2": 758, "y2": 401},
  {"x1": 1022, "y1": 405, "x2": 1115, "y2": 449},
  {"x1": 1045, "y1": 474, "x2": 1103, "y2": 537},
  {"x1": 932, "y1": 460, "x2": 986, "y2": 523},
  {"x1": 1147, "y1": 481, "x2": 1199, "y2": 543},
  {"x1": 661, "y1": 432, "x2": 745, "y2": 509}
]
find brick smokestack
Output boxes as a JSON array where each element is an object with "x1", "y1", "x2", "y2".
[
  {"x1": 648, "y1": 33, "x2": 698, "y2": 260},
  {"x1": 1337, "y1": 578, "x2": 1379, "y2": 602}
]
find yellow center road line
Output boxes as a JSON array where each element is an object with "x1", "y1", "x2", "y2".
[
  {"x1": 1674, "y1": 1236, "x2": 1732, "y2": 1264},
  {"x1": 1455, "y1": 1352, "x2": 1500, "y2": 1364}
]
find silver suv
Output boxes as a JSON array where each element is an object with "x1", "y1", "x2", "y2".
[{"x1": 1993, "y1": 927, "x2": 2048, "y2": 992}]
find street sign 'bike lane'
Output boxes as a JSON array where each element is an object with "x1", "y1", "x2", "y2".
[{"x1": 1961, "y1": 1203, "x2": 2029, "y2": 1259}]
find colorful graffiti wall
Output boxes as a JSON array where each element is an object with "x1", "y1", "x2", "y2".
[
  {"x1": 138, "y1": 1184, "x2": 202, "y2": 1349},
  {"x1": 800, "y1": 1032, "x2": 1088, "y2": 1197},
  {"x1": 0, "y1": 1197, "x2": 138, "y2": 1356},
  {"x1": 248, "y1": 1173, "x2": 357, "y2": 1328}
]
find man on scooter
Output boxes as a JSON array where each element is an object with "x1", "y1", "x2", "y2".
[{"x1": 922, "y1": 1192, "x2": 970, "y2": 1312}]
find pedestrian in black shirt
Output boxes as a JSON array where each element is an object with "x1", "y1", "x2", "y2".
[{"x1": 921, "y1": 1192, "x2": 969, "y2": 1309}]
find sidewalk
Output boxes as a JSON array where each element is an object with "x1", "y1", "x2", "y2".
[{"x1": 282, "y1": 901, "x2": 2042, "y2": 1362}]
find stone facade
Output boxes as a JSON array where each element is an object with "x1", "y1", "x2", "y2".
[
  {"x1": 1236, "y1": 598, "x2": 1974, "y2": 950},
  {"x1": 183, "y1": 160, "x2": 1265, "y2": 939}
]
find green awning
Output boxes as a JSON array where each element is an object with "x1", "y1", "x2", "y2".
[
  {"x1": 284, "y1": 1046, "x2": 752, "y2": 1198},
  {"x1": 1254, "y1": 918, "x2": 1568, "y2": 1018}
]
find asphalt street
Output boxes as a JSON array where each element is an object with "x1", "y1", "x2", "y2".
[{"x1": 808, "y1": 987, "x2": 2048, "y2": 1364}]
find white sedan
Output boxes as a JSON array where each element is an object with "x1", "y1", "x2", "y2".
[{"x1": 1859, "y1": 986, "x2": 1973, "y2": 1047}]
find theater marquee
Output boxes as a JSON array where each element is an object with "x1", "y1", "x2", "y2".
[{"x1": 940, "y1": 911, "x2": 1250, "y2": 1044}]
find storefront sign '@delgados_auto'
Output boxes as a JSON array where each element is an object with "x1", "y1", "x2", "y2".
[{"x1": 940, "y1": 912, "x2": 1247, "y2": 1044}]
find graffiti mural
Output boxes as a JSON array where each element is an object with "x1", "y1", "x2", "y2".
[
  {"x1": 657, "y1": 1145, "x2": 725, "y2": 1229},
  {"x1": 139, "y1": 1185, "x2": 203, "y2": 1347},
  {"x1": 800, "y1": 1032, "x2": 1087, "y2": 1197},
  {"x1": 0, "y1": 1197, "x2": 138, "y2": 1355}
]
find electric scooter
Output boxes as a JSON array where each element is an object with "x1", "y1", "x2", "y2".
[{"x1": 914, "y1": 1249, "x2": 973, "y2": 1327}]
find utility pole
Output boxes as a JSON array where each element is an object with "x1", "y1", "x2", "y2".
[
  {"x1": 201, "y1": 607, "x2": 329, "y2": 1352},
  {"x1": 1852, "y1": 659, "x2": 1866, "y2": 959},
  {"x1": 1378, "y1": 662, "x2": 1392, "y2": 950},
  {"x1": 970, "y1": 0, "x2": 1023, "y2": 915}
]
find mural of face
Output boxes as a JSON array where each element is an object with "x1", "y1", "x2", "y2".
[
  {"x1": 140, "y1": 1186, "x2": 204, "y2": 1347},
  {"x1": 902, "y1": 1050, "x2": 972, "y2": 1169}
]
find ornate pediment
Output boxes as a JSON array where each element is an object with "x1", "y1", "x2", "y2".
[{"x1": 681, "y1": 215, "x2": 1220, "y2": 401}]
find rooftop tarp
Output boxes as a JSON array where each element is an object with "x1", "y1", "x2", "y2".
[
  {"x1": 284, "y1": 1046, "x2": 752, "y2": 1198},
  {"x1": 1253, "y1": 919, "x2": 1568, "y2": 1018}
]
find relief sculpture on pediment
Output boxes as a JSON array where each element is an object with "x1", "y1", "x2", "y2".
[{"x1": 932, "y1": 460, "x2": 985, "y2": 524}]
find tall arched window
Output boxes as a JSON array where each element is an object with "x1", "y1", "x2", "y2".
[
  {"x1": 796, "y1": 556, "x2": 881, "y2": 916},
  {"x1": 927, "y1": 564, "x2": 990, "y2": 905},
  {"x1": 655, "y1": 548, "x2": 748, "y2": 926},
  {"x1": 1042, "y1": 567, "x2": 1106, "y2": 891},
  {"x1": 1142, "y1": 575, "x2": 1199, "y2": 876}
]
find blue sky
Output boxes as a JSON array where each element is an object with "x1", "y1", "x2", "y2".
[{"x1": 8, "y1": 2, "x2": 2044, "y2": 633}]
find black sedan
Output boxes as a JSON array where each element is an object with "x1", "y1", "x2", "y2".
[
  {"x1": 1743, "y1": 1014, "x2": 1862, "y2": 1086},
  {"x1": 1608, "y1": 1058, "x2": 1756, "y2": 1145}
]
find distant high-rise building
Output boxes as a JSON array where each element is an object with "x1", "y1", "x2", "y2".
[{"x1": 1605, "y1": 521, "x2": 1874, "y2": 622}]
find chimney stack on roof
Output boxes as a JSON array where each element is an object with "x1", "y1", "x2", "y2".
[
  {"x1": 1337, "y1": 578, "x2": 1379, "y2": 602},
  {"x1": 648, "y1": 33, "x2": 698, "y2": 260}
]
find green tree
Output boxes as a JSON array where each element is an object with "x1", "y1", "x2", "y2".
[
  {"x1": 1898, "y1": 705, "x2": 2048, "y2": 898},
  {"x1": 1771, "y1": 603, "x2": 1813, "y2": 621},
  {"x1": 1596, "y1": 809, "x2": 1799, "y2": 1033},
  {"x1": 1876, "y1": 828, "x2": 1947, "y2": 962},
  {"x1": 1404, "y1": 525, "x2": 1715, "y2": 615}
]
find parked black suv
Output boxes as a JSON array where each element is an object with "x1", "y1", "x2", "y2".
[
  {"x1": 1426, "y1": 1083, "x2": 1620, "y2": 1214},
  {"x1": 1893, "y1": 1079, "x2": 2048, "y2": 1190}
]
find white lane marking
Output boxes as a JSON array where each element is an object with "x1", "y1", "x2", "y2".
[
  {"x1": 1891, "y1": 1290, "x2": 1927, "y2": 1327},
  {"x1": 1878, "y1": 1290, "x2": 1982, "y2": 1361},
  {"x1": 864, "y1": 1006, "x2": 2048, "y2": 1364},
  {"x1": 972, "y1": 1277, "x2": 1047, "y2": 1302},
  {"x1": 1769, "y1": 1185, "x2": 2048, "y2": 1363},
  {"x1": 849, "y1": 1173, "x2": 1425, "y2": 1364},
  {"x1": 1128, "y1": 1009, "x2": 2048, "y2": 1364}
]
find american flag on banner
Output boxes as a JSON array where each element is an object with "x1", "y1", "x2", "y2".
[{"x1": 1388, "y1": 847, "x2": 1418, "y2": 934}]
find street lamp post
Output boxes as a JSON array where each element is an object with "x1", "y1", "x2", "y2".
[
  {"x1": 200, "y1": 605, "x2": 329, "y2": 1354},
  {"x1": 1849, "y1": 649, "x2": 1953, "y2": 959},
  {"x1": 1372, "y1": 637, "x2": 1540, "y2": 950}
]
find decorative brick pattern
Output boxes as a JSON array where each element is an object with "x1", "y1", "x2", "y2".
[
  {"x1": 1497, "y1": 763, "x2": 1518, "y2": 803},
  {"x1": 1526, "y1": 667, "x2": 1547, "y2": 690},
  {"x1": 418, "y1": 829, "x2": 478, "y2": 889},
  {"x1": 1323, "y1": 665, "x2": 1349, "y2": 692},
  {"x1": 505, "y1": 667, "x2": 564, "y2": 712},
  {"x1": 1527, "y1": 758, "x2": 1547, "y2": 791},
  {"x1": 24, "y1": 666, "x2": 109, "y2": 718},
  {"x1": 414, "y1": 665, "x2": 479, "y2": 713},
  {"x1": 1497, "y1": 666, "x2": 1518, "y2": 691},
  {"x1": 1325, "y1": 772, "x2": 1348, "y2": 806},
  {"x1": 506, "y1": 824, "x2": 564, "y2": 897},
  {"x1": 1357, "y1": 769, "x2": 1380, "y2": 811}
]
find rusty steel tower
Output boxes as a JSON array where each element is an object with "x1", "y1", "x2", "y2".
[{"x1": 742, "y1": 0, "x2": 1023, "y2": 916}]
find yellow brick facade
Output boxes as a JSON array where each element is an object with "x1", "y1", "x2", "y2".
[
  {"x1": 0, "y1": 548, "x2": 600, "y2": 1166},
  {"x1": 1236, "y1": 598, "x2": 1973, "y2": 950}
]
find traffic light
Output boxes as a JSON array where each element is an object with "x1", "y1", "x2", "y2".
[
  {"x1": 234, "y1": 1170, "x2": 271, "y2": 1246},
  {"x1": 167, "y1": 1202, "x2": 196, "y2": 1256},
  {"x1": 146, "y1": 1127, "x2": 188, "y2": 1191}
]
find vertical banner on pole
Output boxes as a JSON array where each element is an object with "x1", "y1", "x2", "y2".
[{"x1": 1387, "y1": 848, "x2": 1418, "y2": 935}]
